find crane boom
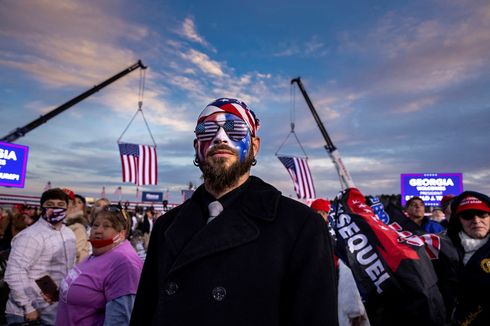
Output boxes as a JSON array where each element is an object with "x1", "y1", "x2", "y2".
[
  {"x1": 2, "y1": 60, "x2": 147, "y2": 143},
  {"x1": 291, "y1": 77, "x2": 355, "y2": 189}
]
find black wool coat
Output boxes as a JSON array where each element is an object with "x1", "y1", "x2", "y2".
[{"x1": 130, "y1": 176, "x2": 338, "y2": 326}]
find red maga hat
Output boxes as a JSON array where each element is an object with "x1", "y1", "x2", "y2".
[
  {"x1": 311, "y1": 198, "x2": 331, "y2": 213},
  {"x1": 440, "y1": 194, "x2": 455, "y2": 208},
  {"x1": 62, "y1": 188, "x2": 76, "y2": 201},
  {"x1": 454, "y1": 196, "x2": 490, "y2": 216}
]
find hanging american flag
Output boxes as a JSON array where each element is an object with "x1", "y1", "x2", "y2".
[
  {"x1": 119, "y1": 143, "x2": 158, "y2": 186},
  {"x1": 277, "y1": 156, "x2": 316, "y2": 199}
]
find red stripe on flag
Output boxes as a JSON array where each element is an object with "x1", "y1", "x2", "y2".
[{"x1": 278, "y1": 156, "x2": 316, "y2": 200}]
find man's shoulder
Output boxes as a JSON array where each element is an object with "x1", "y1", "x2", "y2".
[
  {"x1": 13, "y1": 220, "x2": 45, "y2": 238},
  {"x1": 276, "y1": 195, "x2": 312, "y2": 213},
  {"x1": 153, "y1": 206, "x2": 181, "y2": 230},
  {"x1": 9, "y1": 222, "x2": 46, "y2": 254}
]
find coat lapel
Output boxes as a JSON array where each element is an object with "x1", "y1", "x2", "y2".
[
  {"x1": 169, "y1": 208, "x2": 259, "y2": 273},
  {"x1": 165, "y1": 177, "x2": 281, "y2": 274}
]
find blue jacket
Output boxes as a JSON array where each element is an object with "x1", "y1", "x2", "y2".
[{"x1": 421, "y1": 217, "x2": 445, "y2": 233}]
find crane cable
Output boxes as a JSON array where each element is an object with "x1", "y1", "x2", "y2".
[
  {"x1": 274, "y1": 83, "x2": 308, "y2": 158},
  {"x1": 117, "y1": 68, "x2": 157, "y2": 147}
]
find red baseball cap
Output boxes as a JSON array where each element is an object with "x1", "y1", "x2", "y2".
[
  {"x1": 62, "y1": 188, "x2": 76, "y2": 201},
  {"x1": 454, "y1": 196, "x2": 490, "y2": 216},
  {"x1": 311, "y1": 198, "x2": 331, "y2": 213},
  {"x1": 440, "y1": 194, "x2": 455, "y2": 208}
]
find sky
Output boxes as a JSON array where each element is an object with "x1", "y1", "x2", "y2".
[{"x1": 1, "y1": 0, "x2": 489, "y2": 204}]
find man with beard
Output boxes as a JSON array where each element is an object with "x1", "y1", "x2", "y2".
[{"x1": 131, "y1": 98, "x2": 337, "y2": 326}]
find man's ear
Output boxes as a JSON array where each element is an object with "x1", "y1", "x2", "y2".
[{"x1": 252, "y1": 137, "x2": 260, "y2": 157}]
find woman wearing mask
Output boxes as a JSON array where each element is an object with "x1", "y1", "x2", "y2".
[
  {"x1": 65, "y1": 193, "x2": 91, "y2": 263},
  {"x1": 56, "y1": 205, "x2": 143, "y2": 325}
]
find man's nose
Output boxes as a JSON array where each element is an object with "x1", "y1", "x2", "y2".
[{"x1": 212, "y1": 127, "x2": 229, "y2": 144}]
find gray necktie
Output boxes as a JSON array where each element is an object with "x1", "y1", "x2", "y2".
[{"x1": 207, "y1": 201, "x2": 223, "y2": 224}]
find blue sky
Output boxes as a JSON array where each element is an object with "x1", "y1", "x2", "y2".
[{"x1": 1, "y1": 0, "x2": 489, "y2": 203}]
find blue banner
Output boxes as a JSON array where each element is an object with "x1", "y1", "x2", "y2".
[
  {"x1": 400, "y1": 173, "x2": 463, "y2": 207},
  {"x1": 0, "y1": 142, "x2": 29, "y2": 188},
  {"x1": 141, "y1": 191, "x2": 163, "y2": 202}
]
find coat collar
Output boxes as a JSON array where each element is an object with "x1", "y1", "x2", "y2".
[{"x1": 165, "y1": 176, "x2": 281, "y2": 273}]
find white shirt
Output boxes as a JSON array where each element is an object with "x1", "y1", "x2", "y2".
[{"x1": 5, "y1": 218, "x2": 76, "y2": 321}]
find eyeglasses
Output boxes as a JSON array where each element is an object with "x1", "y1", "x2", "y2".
[
  {"x1": 105, "y1": 204, "x2": 121, "y2": 213},
  {"x1": 103, "y1": 205, "x2": 129, "y2": 228},
  {"x1": 459, "y1": 212, "x2": 490, "y2": 221},
  {"x1": 195, "y1": 120, "x2": 248, "y2": 142}
]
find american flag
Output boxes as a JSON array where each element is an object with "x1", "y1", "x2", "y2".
[
  {"x1": 119, "y1": 143, "x2": 158, "y2": 186},
  {"x1": 223, "y1": 120, "x2": 248, "y2": 140},
  {"x1": 278, "y1": 156, "x2": 316, "y2": 199},
  {"x1": 195, "y1": 122, "x2": 220, "y2": 141}
]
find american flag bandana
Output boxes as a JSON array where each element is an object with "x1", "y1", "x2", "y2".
[
  {"x1": 197, "y1": 98, "x2": 260, "y2": 137},
  {"x1": 278, "y1": 156, "x2": 316, "y2": 199}
]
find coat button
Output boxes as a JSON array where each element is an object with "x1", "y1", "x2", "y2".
[
  {"x1": 165, "y1": 282, "x2": 179, "y2": 296},
  {"x1": 212, "y1": 286, "x2": 226, "y2": 301}
]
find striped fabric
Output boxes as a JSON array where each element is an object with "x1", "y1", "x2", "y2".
[
  {"x1": 119, "y1": 143, "x2": 158, "y2": 186},
  {"x1": 278, "y1": 156, "x2": 316, "y2": 200}
]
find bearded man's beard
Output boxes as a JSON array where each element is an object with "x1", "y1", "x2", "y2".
[{"x1": 199, "y1": 145, "x2": 255, "y2": 194}]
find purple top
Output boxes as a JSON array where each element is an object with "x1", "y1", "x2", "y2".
[{"x1": 56, "y1": 240, "x2": 143, "y2": 325}]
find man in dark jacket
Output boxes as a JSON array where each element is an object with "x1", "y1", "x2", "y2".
[
  {"x1": 130, "y1": 98, "x2": 338, "y2": 326},
  {"x1": 447, "y1": 191, "x2": 490, "y2": 325}
]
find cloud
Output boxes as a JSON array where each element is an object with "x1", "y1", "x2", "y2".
[
  {"x1": 180, "y1": 49, "x2": 225, "y2": 77},
  {"x1": 0, "y1": 1, "x2": 147, "y2": 88},
  {"x1": 177, "y1": 17, "x2": 216, "y2": 52},
  {"x1": 394, "y1": 96, "x2": 438, "y2": 114},
  {"x1": 339, "y1": 2, "x2": 490, "y2": 96},
  {"x1": 273, "y1": 35, "x2": 329, "y2": 57}
]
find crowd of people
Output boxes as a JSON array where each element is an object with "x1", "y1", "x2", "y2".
[
  {"x1": 0, "y1": 190, "x2": 161, "y2": 325},
  {"x1": 0, "y1": 97, "x2": 487, "y2": 325}
]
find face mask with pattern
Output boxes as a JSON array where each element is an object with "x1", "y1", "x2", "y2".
[{"x1": 41, "y1": 207, "x2": 67, "y2": 224}]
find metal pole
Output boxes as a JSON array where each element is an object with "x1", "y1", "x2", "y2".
[{"x1": 2, "y1": 60, "x2": 147, "y2": 142}]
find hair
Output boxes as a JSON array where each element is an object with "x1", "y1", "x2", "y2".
[
  {"x1": 11, "y1": 213, "x2": 29, "y2": 235},
  {"x1": 199, "y1": 144, "x2": 255, "y2": 194},
  {"x1": 89, "y1": 197, "x2": 111, "y2": 223},
  {"x1": 74, "y1": 194, "x2": 86, "y2": 206},
  {"x1": 405, "y1": 196, "x2": 424, "y2": 209},
  {"x1": 40, "y1": 188, "x2": 70, "y2": 207},
  {"x1": 92, "y1": 206, "x2": 130, "y2": 234}
]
